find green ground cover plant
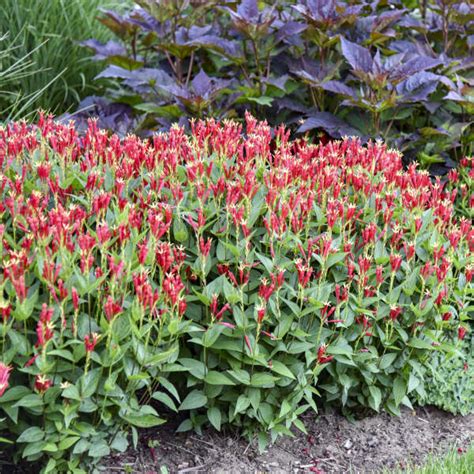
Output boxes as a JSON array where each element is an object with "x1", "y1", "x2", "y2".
[
  {"x1": 385, "y1": 444, "x2": 474, "y2": 474},
  {"x1": 421, "y1": 333, "x2": 473, "y2": 415},
  {"x1": 0, "y1": 114, "x2": 472, "y2": 471}
]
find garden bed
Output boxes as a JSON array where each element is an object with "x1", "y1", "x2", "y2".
[{"x1": 101, "y1": 407, "x2": 474, "y2": 473}]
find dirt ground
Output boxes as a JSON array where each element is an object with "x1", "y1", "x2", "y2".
[{"x1": 102, "y1": 406, "x2": 474, "y2": 473}]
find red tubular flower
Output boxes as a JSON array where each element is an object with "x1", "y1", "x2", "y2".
[
  {"x1": 442, "y1": 312, "x2": 452, "y2": 321},
  {"x1": 317, "y1": 344, "x2": 333, "y2": 364},
  {"x1": 34, "y1": 374, "x2": 52, "y2": 393},
  {"x1": 24, "y1": 355, "x2": 38, "y2": 368},
  {"x1": 72, "y1": 287, "x2": 79, "y2": 311},
  {"x1": 35, "y1": 304, "x2": 54, "y2": 348},
  {"x1": 466, "y1": 265, "x2": 473, "y2": 283},
  {"x1": 138, "y1": 240, "x2": 149, "y2": 265},
  {"x1": 389, "y1": 254, "x2": 402, "y2": 273},
  {"x1": 295, "y1": 259, "x2": 313, "y2": 287},
  {"x1": 162, "y1": 273, "x2": 185, "y2": 306},
  {"x1": 84, "y1": 333, "x2": 100, "y2": 353},
  {"x1": 0, "y1": 363, "x2": 12, "y2": 398},
  {"x1": 36, "y1": 162, "x2": 51, "y2": 181},
  {"x1": 390, "y1": 306, "x2": 402, "y2": 321},
  {"x1": 362, "y1": 222, "x2": 377, "y2": 245},
  {"x1": 97, "y1": 222, "x2": 112, "y2": 245},
  {"x1": 104, "y1": 296, "x2": 122, "y2": 321},
  {"x1": 199, "y1": 236, "x2": 212, "y2": 257},
  {"x1": 257, "y1": 307, "x2": 265, "y2": 324},
  {"x1": 358, "y1": 256, "x2": 371, "y2": 275},
  {"x1": 376, "y1": 265, "x2": 384, "y2": 286},
  {"x1": 258, "y1": 278, "x2": 275, "y2": 302},
  {"x1": 458, "y1": 326, "x2": 467, "y2": 341}
]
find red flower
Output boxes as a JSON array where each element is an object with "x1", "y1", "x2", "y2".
[
  {"x1": 199, "y1": 236, "x2": 212, "y2": 257},
  {"x1": 258, "y1": 278, "x2": 275, "y2": 302},
  {"x1": 317, "y1": 344, "x2": 333, "y2": 364},
  {"x1": 442, "y1": 312, "x2": 452, "y2": 321},
  {"x1": 390, "y1": 306, "x2": 402, "y2": 321},
  {"x1": 376, "y1": 265, "x2": 384, "y2": 286},
  {"x1": 458, "y1": 326, "x2": 467, "y2": 341},
  {"x1": 72, "y1": 287, "x2": 79, "y2": 311},
  {"x1": 389, "y1": 254, "x2": 402, "y2": 273},
  {"x1": 35, "y1": 304, "x2": 54, "y2": 348},
  {"x1": 84, "y1": 333, "x2": 100, "y2": 353},
  {"x1": 104, "y1": 296, "x2": 122, "y2": 321},
  {"x1": 0, "y1": 363, "x2": 12, "y2": 398},
  {"x1": 34, "y1": 374, "x2": 52, "y2": 393}
]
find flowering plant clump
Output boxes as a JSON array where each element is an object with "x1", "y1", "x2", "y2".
[
  {"x1": 0, "y1": 114, "x2": 473, "y2": 469},
  {"x1": 445, "y1": 156, "x2": 473, "y2": 221}
]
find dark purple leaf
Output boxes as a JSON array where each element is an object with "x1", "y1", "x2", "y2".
[
  {"x1": 95, "y1": 65, "x2": 136, "y2": 80},
  {"x1": 189, "y1": 35, "x2": 242, "y2": 58},
  {"x1": 275, "y1": 21, "x2": 307, "y2": 42},
  {"x1": 237, "y1": 0, "x2": 259, "y2": 20},
  {"x1": 176, "y1": 25, "x2": 213, "y2": 45},
  {"x1": 276, "y1": 98, "x2": 311, "y2": 114},
  {"x1": 96, "y1": 66, "x2": 174, "y2": 95},
  {"x1": 340, "y1": 37, "x2": 372, "y2": 73},
  {"x1": 192, "y1": 69, "x2": 213, "y2": 97},
  {"x1": 129, "y1": 8, "x2": 165, "y2": 34},
  {"x1": 265, "y1": 75, "x2": 289, "y2": 91},
  {"x1": 320, "y1": 80, "x2": 356, "y2": 98},
  {"x1": 81, "y1": 40, "x2": 127, "y2": 60},
  {"x1": 393, "y1": 55, "x2": 442, "y2": 79},
  {"x1": 396, "y1": 72, "x2": 442, "y2": 102},
  {"x1": 298, "y1": 112, "x2": 361, "y2": 138}
]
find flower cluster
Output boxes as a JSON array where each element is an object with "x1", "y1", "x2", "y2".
[{"x1": 0, "y1": 114, "x2": 472, "y2": 467}]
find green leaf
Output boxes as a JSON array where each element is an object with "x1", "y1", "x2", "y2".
[
  {"x1": 250, "y1": 373, "x2": 277, "y2": 388},
  {"x1": 62, "y1": 384, "x2": 81, "y2": 401},
  {"x1": 13, "y1": 394, "x2": 43, "y2": 408},
  {"x1": 207, "y1": 407, "x2": 221, "y2": 431},
  {"x1": 0, "y1": 386, "x2": 30, "y2": 403},
  {"x1": 247, "y1": 96, "x2": 274, "y2": 106},
  {"x1": 152, "y1": 391, "x2": 178, "y2": 412},
  {"x1": 176, "y1": 419, "x2": 193, "y2": 432},
  {"x1": 88, "y1": 440, "x2": 110, "y2": 458},
  {"x1": 368, "y1": 386, "x2": 382, "y2": 411},
  {"x1": 257, "y1": 431, "x2": 269, "y2": 453},
  {"x1": 270, "y1": 360, "x2": 296, "y2": 380},
  {"x1": 58, "y1": 436, "x2": 81, "y2": 450},
  {"x1": 379, "y1": 353, "x2": 398, "y2": 370},
  {"x1": 234, "y1": 395, "x2": 251, "y2": 415},
  {"x1": 393, "y1": 377, "x2": 407, "y2": 405},
  {"x1": 228, "y1": 369, "x2": 250, "y2": 385},
  {"x1": 121, "y1": 414, "x2": 166, "y2": 428},
  {"x1": 205, "y1": 371, "x2": 236, "y2": 385},
  {"x1": 408, "y1": 338, "x2": 434, "y2": 350},
  {"x1": 202, "y1": 324, "x2": 225, "y2": 348},
  {"x1": 17, "y1": 427, "x2": 44, "y2": 443},
  {"x1": 72, "y1": 439, "x2": 90, "y2": 455},
  {"x1": 179, "y1": 390, "x2": 208, "y2": 411}
]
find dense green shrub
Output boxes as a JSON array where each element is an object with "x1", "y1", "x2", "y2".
[
  {"x1": 0, "y1": 0, "x2": 124, "y2": 120},
  {"x1": 79, "y1": 0, "x2": 474, "y2": 170},
  {"x1": 0, "y1": 115, "x2": 472, "y2": 470}
]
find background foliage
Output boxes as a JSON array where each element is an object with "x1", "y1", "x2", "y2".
[
  {"x1": 0, "y1": 0, "x2": 126, "y2": 120},
  {"x1": 77, "y1": 0, "x2": 474, "y2": 172}
]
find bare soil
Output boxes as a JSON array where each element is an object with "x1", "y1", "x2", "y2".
[{"x1": 102, "y1": 406, "x2": 474, "y2": 473}]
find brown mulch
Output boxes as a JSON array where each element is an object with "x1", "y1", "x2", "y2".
[{"x1": 100, "y1": 406, "x2": 474, "y2": 473}]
